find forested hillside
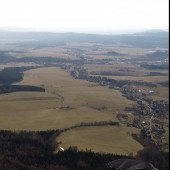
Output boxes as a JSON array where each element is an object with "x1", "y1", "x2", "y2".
[{"x1": 0, "y1": 130, "x2": 168, "y2": 170}]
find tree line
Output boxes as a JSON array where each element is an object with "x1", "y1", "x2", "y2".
[
  {"x1": 0, "y1": 85, "x2": 45, "y2": 94},
  {"x1": 0, "y1": 66, "x2": 45, "y2": 94},
  {"x1": 0, "y1": 130, "x2": 168, "y2": 170}
]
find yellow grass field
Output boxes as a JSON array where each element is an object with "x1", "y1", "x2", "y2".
[
  {"x1": 57, "y1": 126, "x2": 143, "y2": 155},
  {"x1": 0, "y1": 67, "x2": 133, "y2": 130},
  {"x1": 85, "y1": 63, "x2": 169, "y2": 76},
  {"x1": 0, "y1": 63, "x2": 40, "y2": 70},
  {"x1": 103, "y1": 75, "x2": 169, "y2": 83},
  {"x1": 85, "y1": 46, "x2": 151, "y2": 57},
  {"x1": 15, "y1": 47, "x2": 79, "y2": 60}
]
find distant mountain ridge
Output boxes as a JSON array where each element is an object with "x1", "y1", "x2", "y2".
[
  {"x1": 0, "y1": 30, "x2": 168, "y2": 48},
  {"x1": 132, "y1": 29, "x2": 168, "y2": 37}
]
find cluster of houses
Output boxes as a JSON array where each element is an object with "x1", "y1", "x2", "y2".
[
  {"x1": 61, "y1": 64, "x2": 169, "y2": 150},
  {"x1": 63, "y1": 65, "x2": 156, "y2": 90}
]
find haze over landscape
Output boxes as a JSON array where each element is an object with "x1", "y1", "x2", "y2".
[
  {"x1": 0, "y1": 0, "x2": 169, "y2": 170},
  {"x1": 0, "y1": 0, "x2": 169, "y2": 33}
]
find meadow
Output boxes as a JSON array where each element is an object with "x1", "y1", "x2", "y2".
[
  {"x1": 0, "y1": 67, "x2": 133, "y2": 131},
  {"x1": 0, "y1": 66, "x2": 144, "y2": 154},
  {"x1": 0, "y1": 42, "x2": 168, "y2": 155},
  {"x1": 57, "y1": 126, "x2": 143, "y2": 155}
]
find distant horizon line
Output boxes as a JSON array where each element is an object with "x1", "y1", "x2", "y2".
[{"x1": 0, "y1": 26, "x2": 168, "y2": 35}]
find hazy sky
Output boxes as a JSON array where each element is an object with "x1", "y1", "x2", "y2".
[{"x1": 0, "y1": 0, "x2": 169, "y2": 33}]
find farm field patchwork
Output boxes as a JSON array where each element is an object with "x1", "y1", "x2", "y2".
[{"x1": 0, "y1": 67, "x2": 133, "y2": 130}]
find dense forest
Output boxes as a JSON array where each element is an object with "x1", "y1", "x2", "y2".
[
  {"x1": 0, "y1": 85, "x2": 45, "y2": 94},
  {"x1": 0, "y1": 67, "x2": 45, "y2": 93},
  {"x1": 137, "y1": 51, "x2": 169, "y2": 61},
  {"x1": 0, "y1": 51, "x2": 16, "y2": 63},
  {"x1": 0, "y1": 130, "x2": 168, "y2": 170},
  {"x1": 0, "y1": 66, "x2": 36, "y2": 84},
  {"x1": 140, "y1": 63, "x2": 169, "y2": 70},
  {"x1": 0, "y1": 51, "x2": 77, "y2": 65}
]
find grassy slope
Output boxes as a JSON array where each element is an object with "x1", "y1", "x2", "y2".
[
  {"x1": 57, "y1": 126, "x2": 143, "y2": 155},
  {"x1": 0, "y1": 67, "x2": 133, "y2": 130}
]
